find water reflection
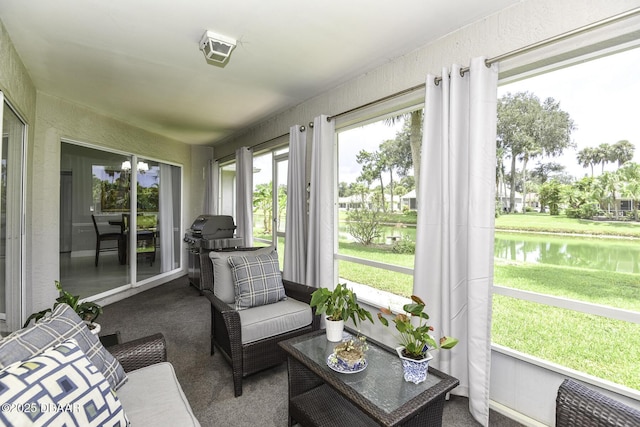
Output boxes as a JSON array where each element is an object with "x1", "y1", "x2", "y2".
[{"x1": 495, "y1": 233, "x2": 640, "y2": 274}]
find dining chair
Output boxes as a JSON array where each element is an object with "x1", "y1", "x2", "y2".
[{"x1": 91, "y1": 214, "x2": 125, "y2": 266}]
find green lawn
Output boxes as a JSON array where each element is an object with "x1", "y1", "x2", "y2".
[{"x1": 496, "y1": 212, "x2": 640, "y2": 237}]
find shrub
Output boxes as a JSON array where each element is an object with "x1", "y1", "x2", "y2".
[
  {"x1": 392, "y1": 239, "x2": 415, "y2": 254},
  {"x1": 346, "y1": 208, "x2": 381, "y2": 245}
]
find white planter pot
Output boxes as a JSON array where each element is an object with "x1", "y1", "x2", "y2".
[
  {"x1": 396, "y1": 346, "x2": 433, "y2": 384},
  {"x1": 325, "y1": 318, "x2": 345, "y2": 342},
  {"x1": 84, "y1": 321, "x2": 101, "y2": 336}
]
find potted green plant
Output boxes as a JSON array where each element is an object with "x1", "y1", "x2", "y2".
[
  {"x1": 377, "y1": 295, "x2": 458, "y2": 384},
  {"x1": 23, "y1": 281, "x2": 103, "y2": 335},
  {"x1": 310, "y1": 283, "x2": 373, "y2": 342}
]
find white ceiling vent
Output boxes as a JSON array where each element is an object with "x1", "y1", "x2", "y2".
[{"x1": 199, "y1": 31, "x2": 236, "y2": 64}]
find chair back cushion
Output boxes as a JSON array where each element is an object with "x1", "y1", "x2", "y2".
[
  {"x1": 209, "y1": 246, "x2": 276, "y2": 304},
  {"x1": 228, "y1": 252, "x2": 286, "y2": 310},
  {"x1": 0, "y1": 304, "x2": 127, "y2": 390}
]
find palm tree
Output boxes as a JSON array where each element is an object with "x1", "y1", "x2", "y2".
[
  {"x1": 611, "y1": 140, "x2": 635, "y2": 168},
  {"x1": 597, "y1": 171, "x2": 620, "y2": 216},
  {"x1": 620, "y1": 162, "x2": 640, "y2": 220},
  {"x1": 576, "y1": 147, "x2": 597, "y2": 177},
  {"x1": 595, "y1": 143, "x2": 612, "y2": 174}
]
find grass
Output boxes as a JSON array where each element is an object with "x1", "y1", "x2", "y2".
[
  {"x1": 495, "y1": 212, "x2": 640, "y2": 238},
  {"x1": 492, "y1": 295, "x2": 640, "y2": 390}
]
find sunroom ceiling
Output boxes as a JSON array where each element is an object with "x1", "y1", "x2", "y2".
[{"x1": 0, "y1": 0, "x2": 520, "y2": 145}]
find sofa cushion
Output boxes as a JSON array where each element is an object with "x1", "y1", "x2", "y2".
[
  {"x1": 0, "y1": 304, "x2": 127, "y2": 391},
  {"x1": 239, "y1": 299, "x2": 312, "y2": 344},
  {"x1": 117, "y1": 362, "x2": 200, "y2": 426},
  {"x1": 0, "y1": 339, "x2": 129, "y2": 427},
  {"x1": 229, "y1": 252, "x2": 286, "y2": 310},
  {"x1": 209, "y1": 246, "x2": 276, "y2": 304}
]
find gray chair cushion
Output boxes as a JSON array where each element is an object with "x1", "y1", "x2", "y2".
[
  {"x1": 209, "y1": 246, "x2": 275, "y2": 304},
  {"x1": 238, "y1": 298, "x2": 312, "y2": 344},
  {"x1": 229, "y1": 252, "x2": 286, "y2": 310},
  {"x1": 0, "y1": 304, "x2": 127, "y2": 390},
  {"x1": 117, "y1": 362, "x2": 200, "y2": 426}
]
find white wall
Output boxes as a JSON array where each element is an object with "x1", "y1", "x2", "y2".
[{"x1": 215, "y1": 0, "x2": 640, "y2": 424}]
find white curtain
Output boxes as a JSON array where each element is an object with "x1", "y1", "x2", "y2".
[
  {"x1": 203, "y1": 159, "x2": 218, "y2": 215},
  {"x1": 413, "y1": 57, "x2": 498, "y2": 426},
  {"x1": 283, "y1": 125, "x2": 308, "y2": 283},
  {"x1": 159, "y1": 164, "x2": 175, "y2": 272},
  {"x1": 305, "y1": 115, "x2": 335, "y2": 288},
  {"x1": 235, "y1": 147, "x2": 254, "y2": 247}
]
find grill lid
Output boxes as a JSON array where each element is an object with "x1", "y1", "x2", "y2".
[{"x1": 189, "y1": 215, "x2": 236, "y2": 239}]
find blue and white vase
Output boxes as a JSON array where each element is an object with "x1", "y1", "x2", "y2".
[{"x1": 396, "y1": 346, "x2": 433, "y2": 384}]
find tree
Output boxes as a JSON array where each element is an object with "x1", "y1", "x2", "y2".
[
  {"x1": 576, "y1": 147, "x2": 598, "y2": 177},
  {"x1": 356, "y1": 149, "x2": 387, "y2": 211},
  {"x1": 620, "y1": 162, "x2": 640, "y2": 220},
  {"x1": 253, "y1": 182, "x2": 272, "y2": 233},
  {"x1": 596, "y1": 171, "x2": 620, "y2": 216},
  {"x1": 595, "y1": 143, "x2": 612, "y2": 174},
  {"x1": 385, "y1": 109, "x2": 423, "y2": 203},
  {"x1": 611, "y1": 140, "x2": 635, "y2": 167},
  {"x1": 538, "y1": 180, "x2": 565, "y2": 215},
  {"x1": 497, "y1": 92, "x2": 575, "y2": 213}
]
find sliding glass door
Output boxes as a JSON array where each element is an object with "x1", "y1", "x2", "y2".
[
  {"x1": 0, "y1": 94, "x2": 26, "y2": 334},
  {"x1": 60, "y1": 143, "x2": 182, "y2": 299}
]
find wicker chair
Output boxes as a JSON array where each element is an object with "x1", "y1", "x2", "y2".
[
  {"x1": 556, "y1": 379, "x2": 640, "y2": 427},
  {"x1": 201, "y1": 248, "x2": 320, "y2": 397}
]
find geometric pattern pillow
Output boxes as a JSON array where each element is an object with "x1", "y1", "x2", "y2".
[
  {"x1": 228, "y1": 252, "x2": 286, "y2": 310},
  {"x1": 0, "y1": 304, "x2": 127, "y2": 391},
  {"x1": 0, "y1": 339, "x2": 129, "y2": 426}
]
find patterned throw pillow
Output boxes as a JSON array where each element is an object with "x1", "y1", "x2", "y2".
[
  {"x1": 0, "y1": 304, "x2": 127, "y2": 390},
  {"x1": 228, "y1": 252, "x2": 286, "y2": 310},
  {"x1": 0, "y1": 339, "x2": 129, "y2": 426}
]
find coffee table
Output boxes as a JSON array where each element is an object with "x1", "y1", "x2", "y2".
[{"x1": 279, "y1": 330, "x2": 459, "y2": 427}]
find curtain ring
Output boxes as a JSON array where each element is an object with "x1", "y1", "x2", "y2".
[
  {"x1": 309, "y1": 121, "x2": 314, "y2": 128},
  {"x1": 300, "y1": 125, "x2": 306, "y2": 132}
]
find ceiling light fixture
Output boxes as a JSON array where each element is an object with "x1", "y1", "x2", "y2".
[{"x1": 199, "y1": 30, "x2": 236, "y2": 64}]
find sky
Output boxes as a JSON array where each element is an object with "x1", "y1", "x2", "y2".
[{"x1": 498, "y1": 46, "x2": 640, "y2": 178}]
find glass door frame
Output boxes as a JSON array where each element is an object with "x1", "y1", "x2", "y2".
[{"x1": 0, "y1": 92, "x2": 27, "y2": 333}]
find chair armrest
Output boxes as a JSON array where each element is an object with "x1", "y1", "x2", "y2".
[
  {"x1": 282, "y1": 279, "x2": 315, "y2": 305},
  {"x1": 556, "y1": 379, "x2": 640, "y2": 427},
  {"x1": 107, "y1": 333, "x2": 167, "y2": 373},
  {"x1": 282, "y1": 280, "x2": 320, "y2": 330}
]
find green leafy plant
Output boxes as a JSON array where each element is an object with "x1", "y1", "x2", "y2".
[
  {"x1": 23, "y1": 281, "x2": 103, "y2": 328},
  {"x1": 310, "y1": 283, "x2": 374, "y2": 327},
  {"x1": 377, "y1": 295, "x2": 458, "y2": 360}
]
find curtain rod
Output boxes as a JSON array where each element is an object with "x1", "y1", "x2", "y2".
[
  {"x1": 215, "y1": 126, "x2": 306, "y2": 163},
  {"x1": 328, "y1": 7, "x2": 640, "y2": 120}
]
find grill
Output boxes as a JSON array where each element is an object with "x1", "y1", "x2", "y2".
[{"x1": 184, "y1": 215, "x2": 244, "y2": 291}]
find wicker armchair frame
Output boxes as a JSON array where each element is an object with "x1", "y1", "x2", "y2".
[
  {"x1": 200, "y1": 249, "x2": 320, "y2": 397},
  {"x1": 106, "y1": 332, "x2": 167, "y2": 373},
  {"x1": 556, "y1": 379, "x2": 640, "y2": 427}
]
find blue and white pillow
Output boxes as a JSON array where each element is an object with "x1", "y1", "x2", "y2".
[
  {"x1": 0, "y1": 339, "x2": 129, "y2": 426},
  {"x1": 228, "y1": 252, "x2": 286, "y2": 310},
  {"x1": 0, "y1": 304, "x2": 127, "y2": 390}
]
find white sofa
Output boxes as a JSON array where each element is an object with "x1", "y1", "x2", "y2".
[{"x1": 0, "y1": 304, "x2": 199, "y2": 426}]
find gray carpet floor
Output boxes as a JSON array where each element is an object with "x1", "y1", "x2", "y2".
[{"x1": 98, "y1": 276, "x2": 523, "y2": 427}]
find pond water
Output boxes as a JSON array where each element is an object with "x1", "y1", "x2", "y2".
[
  {"x1": 494, "y1": 232, "x2": 640, "y2": 274},
  {"x1": 339, "y1": 222, "x2": 640, "y2": 274}
]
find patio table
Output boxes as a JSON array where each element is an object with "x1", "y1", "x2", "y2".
[{"x1": 279, "y1": 330, "x2": 459, "y2": 427}]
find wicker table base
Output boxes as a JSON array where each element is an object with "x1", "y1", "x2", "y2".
[{"x1": 280, "y1": 330, "x2": 459, "y2": 427}]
